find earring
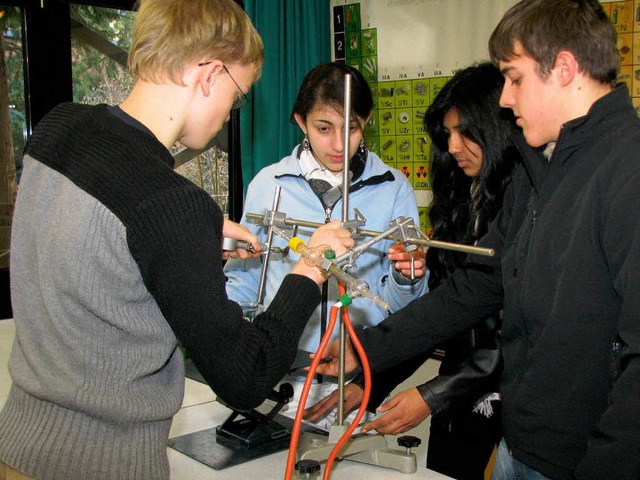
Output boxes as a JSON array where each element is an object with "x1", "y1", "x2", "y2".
[
  {"x1": 302, "y1": 135, "x2": 310, "y2": 151},
  {"x1": 359, "y1": 139, "x2": 366, "y2": 154}
]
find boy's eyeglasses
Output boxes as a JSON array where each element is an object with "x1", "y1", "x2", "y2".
[{"x1": 198, "y1": 62, "x2": 249, "y2": 110}]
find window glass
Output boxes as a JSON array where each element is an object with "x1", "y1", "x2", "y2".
[
  {"x1": 1, "y1": 5, "x2": 23, "y2": 266},
  {"x1": 1, "y1": 6, "x2": 25, "y2": 180},
  {"x1": 70, "y1": 4, "x2": 134, "y2": 104}
]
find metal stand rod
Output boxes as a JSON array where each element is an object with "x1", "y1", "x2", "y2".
[
  {"x1": 406, "y1": 237, "x2": 495, "y2": 256},
  {"x1": 245, "y1": 212, "x2": 495, "y2": 258},
  {"x1": 333, "y1": 222, "x2": 403, "y2": 264},
  {"x1": 256, "y1": 186, "x2": 282, "y2": 304},
  {"x1": 337, "y1": 73, "x2": 352, "y2": 427},
  {"x1": 341, "y1": 77, "x2": 352, "y2": 222}
]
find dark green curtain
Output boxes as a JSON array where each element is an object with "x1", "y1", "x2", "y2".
[{"x1": 241, "y1": 0, "x2": 331, "y2": 192}]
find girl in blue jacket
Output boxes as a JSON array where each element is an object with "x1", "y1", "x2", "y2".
[{"x1": 224, "y1": 62, "x2": 428, "y2": 428}]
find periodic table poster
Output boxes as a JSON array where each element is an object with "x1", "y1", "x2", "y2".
[
  {"x1": 330, "y1": 0, "x2": 636, "y2": 229},
  {"x1": 600, "y1": 0, "x2": 640, "y2": 112},
  {"x1": 329, "y1": 0, "x2": 517, "y2": 229}
]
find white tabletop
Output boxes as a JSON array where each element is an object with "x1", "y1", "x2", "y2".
[{"x1": 169, "y1": 359, "x2": 451, "y2": 480}]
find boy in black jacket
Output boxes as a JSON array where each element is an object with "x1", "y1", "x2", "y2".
[{"x1": 316, "y1": 1, "x2": 640, "y2": 479}]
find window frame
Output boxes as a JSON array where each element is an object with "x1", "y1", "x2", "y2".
[{"x1": 6, "y1": 0, "x2": 244, "y2": 220}]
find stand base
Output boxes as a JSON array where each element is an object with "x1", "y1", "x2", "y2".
[
  {"x1": 168, "y1": 413, "x2": 326, "y2": 470},
  {"x1": 297, "y1": 427, "x2": 418, "y2": 474},
  {"x1": 168, "y1": 424, "x2": 288, "y2": 470},
  {"x1": 215, "y1": 410, "x2": 290, "y2": 450}
]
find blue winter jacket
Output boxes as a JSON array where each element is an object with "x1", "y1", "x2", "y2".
[{"x1": 224, "y1": 146, "x2": 428, "y2": 352}]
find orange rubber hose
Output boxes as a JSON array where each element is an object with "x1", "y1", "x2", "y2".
[
  {"x1": 284, "y1": 303, "x2": 340, "y2": 480},
  {"x1": 283, "y1": 281, "x2": 374, "y2": 480},
  {"x1": 322, "y1": 283, "x2": 372, "y2": 479}
]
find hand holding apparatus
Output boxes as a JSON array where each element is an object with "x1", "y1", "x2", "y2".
[
  {"x1": 311, "y1": 337, "x2": 360, "y2": 377},
  {"x1": 305, "y1": 221, "x2": 354, "y2": 257},
  {"x1": 388, "y1": 242, "x2": 427, "y2": 279},
  {"x1": 221, "y1": 218, "x2": 261, "y2": 259},
  {"x1": 289, "y1": 234, "x2": 391, "y2": 311},
  {"x1": 289, "y1": 221, "x2": 353, "y2": 284}
]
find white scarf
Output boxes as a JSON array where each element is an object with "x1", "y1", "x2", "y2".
[{"x1": 299, "y1": 148, "x2": 344, "y2": 188}]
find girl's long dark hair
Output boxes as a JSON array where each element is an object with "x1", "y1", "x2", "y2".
[{"x1": 425, "y1": 62, "x2": 519, "y2": 288}]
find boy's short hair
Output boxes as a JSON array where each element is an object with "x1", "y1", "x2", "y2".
[
  {"x1": 489, "y1": 0, "x2": 619, "y2": 85},
  {"x1": 128, "y1": 0, "x2": 264, "y2": 84}
]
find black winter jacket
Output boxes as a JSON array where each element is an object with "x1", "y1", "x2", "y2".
[{"x1": 355, "y1": 84, "x2": 640, "y2": 480}]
